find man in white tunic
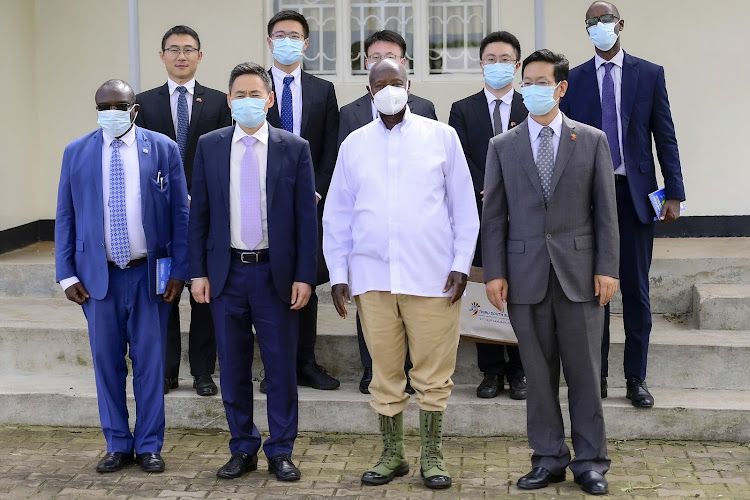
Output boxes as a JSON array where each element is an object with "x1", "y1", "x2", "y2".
[{"x1": 323, "y1": 59, "x2": 479, "y2": 490}]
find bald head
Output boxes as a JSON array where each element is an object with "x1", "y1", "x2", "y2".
[
  {"x1": 586, "y1": 1, "x2": 619, "y2": 20},
  {"x1": 95, "y1": 79, "x2": 135, "y2": 105}
]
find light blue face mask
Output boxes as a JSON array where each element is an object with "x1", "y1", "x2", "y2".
[
  {"x1": 273, "y1": 38, "x2": 305, "y2": 65},
  {"x1": 97, "y1": 108, "x2": 136, "y2": 137},
  {"x1": 521, "y1": 82, "x2": 561, "y2": 116},
  {"x1": 588, "y1": 22, "x2": 619, "y2": 51},
  {"x1": 231, "y1": 96, "x2": 269, "y2": 128},
  {"x1": 483, "y1": 62, "x2": 515, "y2": 90}
]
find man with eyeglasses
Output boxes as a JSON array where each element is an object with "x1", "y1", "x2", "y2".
[
  {"x1": 483, "y1": 49, "x2": 619, "y2": 495},
  {"x1": 449, "y1": 30, "x2": 528, "y2": 402},
  {"x1": 135, "y1": 25, "x2": 231, "y2": 398},
  {"x1": 55, "y1": 79, "x2": 189, "y2": 474},
  {"x1": 263, "y1": 10, "x2": 340, "y2": 394},
  {"x1": 338, "y1": 29, "x2": 437, "y2": 396},
  {"x1": 561, "y1": 1, "x2": 686, "y2": 409}
]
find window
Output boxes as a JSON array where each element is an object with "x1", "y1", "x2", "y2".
[{"x1": 267, "y1": 0, "x2": 495, "y2": 80}]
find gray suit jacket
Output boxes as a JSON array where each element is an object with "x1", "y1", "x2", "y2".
[{"x1": 482, "y1": 114, "x2": 619, "y2": 304}]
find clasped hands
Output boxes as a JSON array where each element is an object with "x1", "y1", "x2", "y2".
[{"x1": 485, "y1": 274, "x2": 619, "y2": 311}]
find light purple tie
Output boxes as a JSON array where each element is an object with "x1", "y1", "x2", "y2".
[{"x1": 240, "y1": 135, "x2": 262, "y2": 249}]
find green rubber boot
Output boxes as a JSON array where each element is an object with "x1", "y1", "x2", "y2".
[
  {"x1": 361, "y1": 412, "x2": 409, "y2": 486},
  {"x1": 419, "y1": 409, "x2": 452, "y2": 489}
]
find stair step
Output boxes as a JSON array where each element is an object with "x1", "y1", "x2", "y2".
[
  {"x1": 694, "y1": 283, "x2": 750, "y2": 330},
  {"x1": 2, "y1": 374, "x2": 749, "y2": 441}
]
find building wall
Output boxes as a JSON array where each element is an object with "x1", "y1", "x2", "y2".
[{"x1": 0, "y1": 0, "x2": 745, "y2": 233}]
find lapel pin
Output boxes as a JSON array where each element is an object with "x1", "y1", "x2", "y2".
[
  {"x1": 196, "y1": 97, "x2": 203, "y2": 103},
  {"x1": 510, "y1": 122, "x2": 516, "y2": 128},
  {"x1": 570, "y1": 133, "x2": 577, "y2": 141},
  {"x1": 143, "y1": 148, "x2": 149, "y2": 153}
]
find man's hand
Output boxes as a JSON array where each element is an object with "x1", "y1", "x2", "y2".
[
  {"x1": 443, "y1": 271, "x2": 468, "y2": 305},
  {"x1": 594, "y1": 275, "x2": 618, "y2": 306},
  {"x1": 660, "y1": 199, "x2": 681, "y2": 222},
  {"x1": 191, "y1": 278, "x2": 211, "y2": 304},
  {"x1": 331, "y1": 284, "x2": 351, "y2": 318},
  {"x1": 162, "y1": 278, "x2": 184, "y2": 303},
  {"x1": 290, "y1": 282, "x2": 312, "y2": 310},
  {"x1": 64, "y1": 282, "x2": 90, "y2": 305},
  {"x1": 486, "y1": 278, "x2": 508, "y2": 312}
]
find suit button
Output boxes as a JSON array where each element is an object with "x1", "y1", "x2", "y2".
[{"x1": 546, "y1": 234, "x2": 552, "y2": 240}]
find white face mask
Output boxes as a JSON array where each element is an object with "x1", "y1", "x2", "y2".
[{"x1": 371, "y1": 85, "x2": 408, "y2": 116}]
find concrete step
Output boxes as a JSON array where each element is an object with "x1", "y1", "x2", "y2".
[
  {"x1": 2, "y1": 374, "x2": 749, "y2": 441},
  {"x1": 694, "y1": 284, "x2": 750, "y2": 330},
  {"x1": 3, "y1": 296, "x2": 750, "y2": 390}
]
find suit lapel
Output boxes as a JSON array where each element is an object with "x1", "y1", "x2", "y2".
[
  {"x1": 187, "y1": 81, "x2": 205, "y2": 144},
  {"x1": 508, "y1": 90, "x2": 527, "y2": 129},
  {"x1": 299, "y1": 71, "x2": 312, "y2": 137},
  {"x1": 266, "y1": 69, "x2": 281, "y2": 126},
  {"x1": 471, "y1": 90, "x2": 493, "y2": 137},
  {"x1": 217, "y1": 127, "x2": 233, "y2": 217},
  {"x1": 512, "y1": 119, "x2": 545, "y2": 203},
  {"x1": 354, "y1": 94, "x2": 374, "y2": 128},
  {"x1": 158, "y1": 83, "x2": 176, "y2": 140},
  {"x1": 91, "y1": 129, "x2": 105, "y2": 228},
  {"x1": 266, "y1": 126, "x2": 283, "y2": 209},
  {"x1": 620, "y1": 51, "x2": 639, "y2": 147},
  {"x1": 136, "y1": 128, "x2": 153, "y2": 225},
  {"x1": 581, "y1": 59, "x2": 602, "y2": 129},
  {"x1": 548, "y1": 115, "x2": 577, "y2": 198}
]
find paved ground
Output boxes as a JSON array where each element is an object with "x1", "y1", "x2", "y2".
[{"x1": 1, "y1": 426, "x2": 749, "y2": 499}]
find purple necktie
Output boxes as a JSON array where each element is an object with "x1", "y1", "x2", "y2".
[
  {"x1": 602, "y1": 62, "x2": 621, "y2": 168},
  {"x1": 240, "y1": 136, "x2": 262, "y2": 249}
]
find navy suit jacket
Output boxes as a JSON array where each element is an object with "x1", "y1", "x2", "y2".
[
  {"x1": 55, "y1": 127, "x2": 189, "y2": 301},
  {"x1": 135, "y1": 81, "x2": 232, "y2": 192},
  {"x1": 560, "y1": 52, "x2": 685, "y2": 224},
  {"x1": 337, "y1": 93, "x2": 437, "y2": 148},
  {"x1": 188, "y1": 124, "x2": 318, "y2": 301},
  {"x1": 449, "y1": 89, "x2": 527, "y2": 267}
]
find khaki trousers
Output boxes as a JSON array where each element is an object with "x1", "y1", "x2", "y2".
[{"x1": 355, "y1": 291, "x2": 461, "y2": 416}]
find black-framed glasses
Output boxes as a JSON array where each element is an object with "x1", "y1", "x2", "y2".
[
  {"x1": 585, "y1": 14, "x2": 619, "y2": 28},
  {"x1": 96, "y1": 103, "x2": 133, "y2": 112},
  {"x1": 270, "y1": 31, "x2": 305, "y2": 41},
  {"x1": 163, "y1": 46, "x2": 199, "y2": 56},
  {"x1": 367, "y1": 54, "x2": 400, "y2": 63},
  {"x1": 481, "y1": 57, "x2": 517, "y2": 65}
]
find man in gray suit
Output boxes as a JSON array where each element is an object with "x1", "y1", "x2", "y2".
[{"x1": 482, "y1": 49, "x2": 619, "y2": 496}]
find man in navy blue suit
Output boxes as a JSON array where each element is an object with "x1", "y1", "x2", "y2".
[
  {"x1": 55, "y1": 79, "x2": 189, "y2": 473},
  {"x1": 561, "y1": 1, "x2": 686, "y2": 408},
  {"x1": 189, "y1": 62, "x2": 318, "y2": 481}
]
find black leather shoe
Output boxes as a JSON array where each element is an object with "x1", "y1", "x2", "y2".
[
  {"x1": 298, "y1": 363, "x2": 340, "y2": 390},
  {"x1": 359, "y1": 368, "x2": 372, "y2": 394},
  {"x1": 601, "y1": 377, "x2": 608, "y2": 399},
  {"x1": 626, "y1": 377, "x2": 654, "y2": 408},
  {"x1": 193, "y1": 375, "x2": 218, "y2": 396},
  {"x1": 259, "y1": 377, "x2": 267, "y2": 394},
  {"x1": 164, "y1": 377, "x2": 178, "y2": 394},
  {"x1": 136, "y1": 453, "x2": 165, "y2": 473},
  {"x1": 508, "y1": 377, "x2": 527, "y2": 400},
  {"x1": 476, "y1": 374, "x2": 502, "y2": 398},
  {"x1": 405, "y1": 376, "x2": 415, "y2": 395},
  {"x1": 517, "y1": 467, "x2": 565, "y2": 489},
  {"x1": 268, "y1": 453, "x2": 301, "y2": 481},
  {"x1": 575, "y1": 470, "x2": 608, "y2": 495},
  {"x1": 96, "y1": 452, "x2": 134, "y2": 473},
  {"x1": 217, "y1": 451, "x2": 258, "y2": 479}
]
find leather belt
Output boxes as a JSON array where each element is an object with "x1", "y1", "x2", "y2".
[
  {"x1": 108, "y1": 257, "x2": 148, "y2": 269},
  {"x1": 231, "y1": 248, "x2": 270, "y2": 264},
  {"x1": 614, "y1": 174, "x2": 627, "y2": 183}
]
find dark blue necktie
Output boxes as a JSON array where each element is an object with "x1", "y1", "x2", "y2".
[
  {"x1": 601, "y1": 63, "x2": 621, "y2": 168},
  {"x1": 176, "y1": 86, "x2": 189, "y2": 165},
  {"x1": 281, "y1": 75, "x2": 294, "y2": 133}
]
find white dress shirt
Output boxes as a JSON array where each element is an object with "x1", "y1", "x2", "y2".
[
  {"x1": 528, "y1": 110, "x2": 563, "y2": 163},
  {"x1": 323, "y1": 107, "x2": 480, "y2": 298},
  {"x1": 271, "y1": 65, "x2": 302, "y2": 137},
  {"x1": 484, "y1": 87, "x2": 515, "y2": 133},
  {"x1": 229, "y1": 122, "x2": 269, "y2": 251},
  {"x1": 60, "y1": 125, "x2": 148, "y2": 291},
  {"x1": 167, "y1": 77, "x2": 195, "y2": 133},
  {"x1": 594, "y1": 48, "x2": 626, "y2": 174}
]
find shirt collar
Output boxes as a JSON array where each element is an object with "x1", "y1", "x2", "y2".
[
  {"x1": 594, "y1": 48, "x2": 624, "y2": 70},
  {"x1": 168, "y1": 78, "x2": 196, "y2": 95},
  {"x1": 375, "y1": 104, "x2": 412, "y2": 132},
  {"x1": 528, "y1": 110, "x2": 563, "y2": 142},
  {"x1": 484, "y1": 87, "x2": 515, "y2": 107},
  {"x1": 232, "y1": 120, "x2": 269, "y2": 146},
  {"x1": 271, "y1": 64, "x2": 302, "y2": 83},
  {"x1": 103, "y1": 124, "x2": 137, "y2": 148}
]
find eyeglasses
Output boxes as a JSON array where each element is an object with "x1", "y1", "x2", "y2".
[
  {"x1": 270, "y1": 31, "x2": 305, "y2": 41},
  {"x1": 367, "y1": 54, "x2": 400, "y2": 63},
  {"x1": 585, "y1": 13, "x2": 619, "y2": 28},
  {"x1": 163, "y1": 46, "x2": 199, "y2": 56},
  {"x1": 96, "y1": 103, "x2": 133, "y2": 112},
  {"x1": 481, "y1": 57, "x2": 517, "y2": 65},
  {"x1": 520, "y1": 80, "x2": 558, "y2": 88}
]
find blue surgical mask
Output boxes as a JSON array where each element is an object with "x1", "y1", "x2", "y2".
[
  {"x1": 483, "y1": 63, "x2": 515, "y2": 90},
  {"x1": 521, "y1": 83, "x2": 561, "y2": 116},
  {"x1": 588, "y1": 22, "x2": 619, "y2": 51},
  {"x1": 231, "y1": 97, "x2": 269, "y2": 128},
  {"x1": 273, "y1": 38, "x2": 304, "y2": 66},
  {"x1": 97, "y1": 108, "x2": 135, "y2": 137}
]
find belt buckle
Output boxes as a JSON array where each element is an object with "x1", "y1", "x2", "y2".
[{"x1": 240, "y1": 252, "x2": 258, "y2": 264}]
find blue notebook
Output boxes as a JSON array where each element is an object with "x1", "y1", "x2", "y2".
[
  {"x1": 156, "y1": 257, "x2": 172, "y2": 295},
  {"x1": 648, "y1": 188, "x2": 685, "y2": 221}
]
